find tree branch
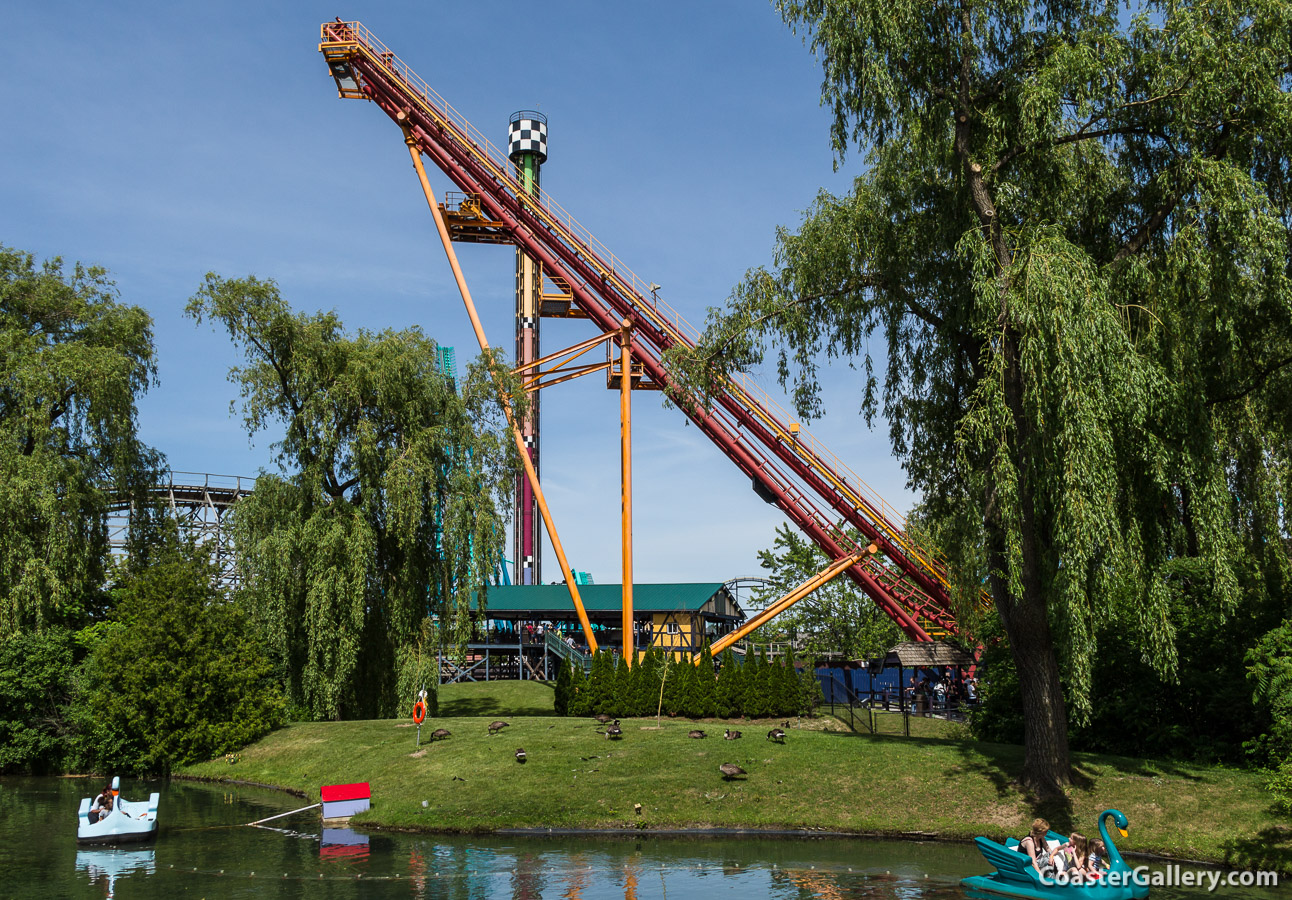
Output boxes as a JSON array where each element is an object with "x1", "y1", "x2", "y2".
[
  {"x1": 1112, "y1": 195, "x2": 1180, "y2": 263},
  {"x1": 1207, "y1": 354, "x2": 1292, "y2": 407}
]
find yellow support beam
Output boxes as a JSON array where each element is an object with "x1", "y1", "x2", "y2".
[
  {"x1": 702, "y1": 545, "x2": 877, "y2": 662},
  {"x1": 400, "y1": 123, "x2": 599, "y2": 654}
]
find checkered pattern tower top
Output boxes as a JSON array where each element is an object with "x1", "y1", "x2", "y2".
[{"x1": 508, "y1": 110, "x2": 547, "y2": 164}]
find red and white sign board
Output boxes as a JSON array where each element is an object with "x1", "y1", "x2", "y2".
[{"x1": 321, "y1": 782, "x2": 371, "y2": 820}]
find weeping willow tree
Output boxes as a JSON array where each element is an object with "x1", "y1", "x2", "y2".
[
  {"x1": 188, "y1": 275, "x2": 521, "y2": 720},
  {"x1": 674, "y1": 2, "x2": 1292, "y2": 795},
  {"x1": 0, "y1": 246, "x2": 162, "y2": 635}
]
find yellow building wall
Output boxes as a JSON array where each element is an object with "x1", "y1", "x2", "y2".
[{"x1": 648, "y1": 612, "x2": 700, "y2": 658}]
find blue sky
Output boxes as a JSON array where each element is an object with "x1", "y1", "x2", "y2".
[{"x1": 3, "y1": 1, "x2": 915, "y2": 584}]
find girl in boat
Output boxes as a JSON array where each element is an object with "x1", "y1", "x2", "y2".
[
  {"x1": 1049, "y1": 832, "x2": 1091, "y2": 882},
  {"x1": 1085, "y1": 838, "x2": 1109, "y2": 879}
]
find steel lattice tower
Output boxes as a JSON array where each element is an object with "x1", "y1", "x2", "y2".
[{"x1": 509, "y1": 111, "x2": 547, "y2": 586}]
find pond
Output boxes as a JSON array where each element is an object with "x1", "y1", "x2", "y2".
[{"x1": 1, "y1": 777, "x2": 1281, "y2": 899}]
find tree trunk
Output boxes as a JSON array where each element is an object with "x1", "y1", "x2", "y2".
[
  {"x1": 997, "y1": 589, "x2": 1071, "y2": 797},
  {"x1": 987, "y1": 332, "x2": 1072, "y2": 798}
]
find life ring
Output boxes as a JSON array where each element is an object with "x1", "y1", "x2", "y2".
[{"x1": 412, "y1": 699, "x2": 427, "y2": 724}]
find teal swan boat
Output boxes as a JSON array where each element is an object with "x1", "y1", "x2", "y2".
[{"x1": 961, "y1": 809, "x2": 1149, "y2": 900}]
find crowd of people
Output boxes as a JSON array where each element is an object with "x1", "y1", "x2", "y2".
[
  {"x1": 906, "y1": 667, "x2": 978, "y2": 713},
  {"x1": 870, "y1": 666, "x2": 978, "y2": 715}
]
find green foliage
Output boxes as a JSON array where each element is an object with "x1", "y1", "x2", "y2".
[
  {"x1": 798, "y1": 665, "x2": 824, "y2": 716},
  {"x1": 695, "y1": 645, "x2": 718, "y2": 717},
  {"x1": 675, "y1": 0, "x2": 1292, "y2": 793},
  {"x1": 975, "y1": 582, "x2": 1284, "y2": 765},
  {"x1": 716, "y1": 649, "x2": 740, "y2": 718},
  {"x1": 568, "y1": 661, "x2": 590, "y2": 717},
  {"x1": 572, "y1": 646, "x2": 802, "y2": 719},
  {"x1": 585, "y1": 651, "x2": 614, "y2": 715},
  {"x1": 611, "y1": 655, "x2": 631, "y2": 718},
  {"x1": 751, "y1": 524, "x2": 902, "y2": 658},
  {"x1": 395, "y1": 626, "x2": 438, "y2": 721},
  {"x1": 1248, "y1": 618, "x2": 1292, "y2": 767},
  {"x1": 553, "y1": 656, "x2": 572, "y2": 716},
  {"x1": 1267, "y1": 759, "x2": 1292, "y2": 817},
  {"x1": 76, "y1": 544, "x2": 285, "y2": 774},
  {"x1": 662, "y1": 652, "x2": 688, "y2": 716},
  {"x1": 746, "y1": 650, "x2": 768, "y2": 718},
  {"x1": 631, "y1": 649, "x2": 663, "y2": 717},
  {"x1": 187, "y1": 275, "x2": 519, "y2": 720},
  {"x1": 0, "y1": 246, "x2": 163, "y2": 636},
  {"x1": 0, "y1": 628, "x2": 79, "y2": 773},
  {"x1": 775, "y1": 656, "x2": 799, "y2": 716},
  {"x1": 970, "y1": 637, "x2": 1026, "y2": 746}
]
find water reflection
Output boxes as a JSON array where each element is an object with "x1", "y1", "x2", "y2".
[
  {"x1": 320, "y1": 826, "x2": 369, "y2": 861},
  {"x1": 0, "y1": 777, "x2": 1279, "y2": 899},
  {"x1": 74, "y1": 847, "x2": 155, "y2": 898}
]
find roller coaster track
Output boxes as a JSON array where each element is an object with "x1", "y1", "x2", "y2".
[
  {"x1": 318, "y1": 20, "x2": 969, "y2": 641},
  {"x1": 107, "y1": 471, "x2": 253, "y2": 590}
]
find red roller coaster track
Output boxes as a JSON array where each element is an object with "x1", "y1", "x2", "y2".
[{"x1": 318, "y1": 20, "x2": 965, "y2": 642}]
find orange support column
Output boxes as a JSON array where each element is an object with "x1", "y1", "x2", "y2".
[
  {"x1": 620, "y1": 321, "x2": 634, "y2": 667},
  {"x1": 401, "y1": 123, "x2": 599, "y2": 653}
]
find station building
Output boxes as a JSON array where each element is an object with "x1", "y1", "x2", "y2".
[{"x1": 445, "y1": 583, "x2": 746, "y2": 682}]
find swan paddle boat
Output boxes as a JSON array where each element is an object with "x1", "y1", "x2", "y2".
[
  {"x1": 76, "y1": 777, "x2": 160, "y2": 845},
  {"x1": 961, "y1": 809, "x2": 1149, "y2": 900}
]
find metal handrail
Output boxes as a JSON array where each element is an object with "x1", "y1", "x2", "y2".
[{"x1": 544, "y1": 630, "x2": 593, "y2": 673}]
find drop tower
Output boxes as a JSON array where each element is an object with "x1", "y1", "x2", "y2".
[{"x1": 509, "y1": 110, "x2": 547, "y2": 586}]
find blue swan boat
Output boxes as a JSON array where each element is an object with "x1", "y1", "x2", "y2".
[{"x1": 961, "y1": 809, "x2": 1149, "y2": 900}]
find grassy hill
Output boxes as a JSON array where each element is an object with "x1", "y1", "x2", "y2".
[{"x1": 181, "y1": 682, "x2": 1290, "y2": 872}]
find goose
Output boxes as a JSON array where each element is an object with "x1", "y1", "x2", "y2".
[
  {"x1": 718, "y1": 763, "x2": 747, "y2": 780},
  {"x1": 723, "y1": 729, "x2": 742, "y2": 740},
  {"x1": 488, "y1": 720, "x2": 510, "y2": 735},
  {"x1": 688, "y1": 729, "x2": 706, "y2": 739},
  {"x1": 594, "y1": 713, "x2": 614, "y2": 725},
  {"x1": 604, "y1": 721, "x2": 623, "y2": 740},
  {"x1": 767, "y1": 728, "x2": 786, "y2": 743},
  {"x1": 430, "y1": 728, "x2": 451, "y2": 742},
  {"x1": 515, "y1": 748, "x2": 527, "y2": 763}
]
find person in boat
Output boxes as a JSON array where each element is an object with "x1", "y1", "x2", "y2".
[
  {"x1": 1018, "y1": 818, "x2": 1051, "y2": 874},
  {"x1": 88, "y1": 784, "x2": 114, "y2": 824},
  {"x1": 1049, "y1": 832, "x2": 1091, "y2": 882},
  {"x1": 1085, "y1": 839, "x2": 1109, "y2": 878}
]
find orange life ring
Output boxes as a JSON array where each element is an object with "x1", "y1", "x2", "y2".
[{"x1": 412, "y1": 699, "x2": 427, "y2": 724}]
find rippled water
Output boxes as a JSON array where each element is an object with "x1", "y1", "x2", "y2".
[{"x1": 2, "y1": 777, "x2": 1281, "y2": 899}]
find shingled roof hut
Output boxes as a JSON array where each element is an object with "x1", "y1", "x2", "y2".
[
  {"x1": 884, "y1": 641, "x2": 974, "y2": 669},
  {"x1": 873, "y1": 641, "x2": 975, "y2": 717}
]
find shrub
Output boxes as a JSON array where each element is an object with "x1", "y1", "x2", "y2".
[
  {"x1": 554, "y1": 656, "x2": 572, "y2": 715},
  {"x1": 75, "y1": 546, "x2": 285, "y2": 774},
  {"x1": 0, "y1": 628, "x2": 79, "y2": 773}
]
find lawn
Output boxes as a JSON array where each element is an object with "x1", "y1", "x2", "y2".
[
  {"x1": 436, "y1": 680, "x2": 556, "y2": 717},
  {"x1": 182, "y1": 693, "x2": 1291, "y2": 872}
]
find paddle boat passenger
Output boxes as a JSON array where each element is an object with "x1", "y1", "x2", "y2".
[
  {"x1": 87, "y1": 785, "x2": 114, "y2": 824},
  {"x1": 1085, "y1": 839, "x2": 1109, "y2": 879},
  {"x1": 1049, "y1": 833, "x2": 1091, "y2": 883},
  {"x1": 962, "y1": 808, "x2": 1147, "y2": 899},
  {"x1": 1018, "y1": 818, "x2": 1052, "y2": 874}
]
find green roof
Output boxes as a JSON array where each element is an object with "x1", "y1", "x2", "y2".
[{"x1": 474, "y1": 583, "x2": 728, "y2": 614}]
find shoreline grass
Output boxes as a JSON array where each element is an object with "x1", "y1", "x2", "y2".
[{"x1": 181, "y1": 698, "x2": 1291, "y2": 872}]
